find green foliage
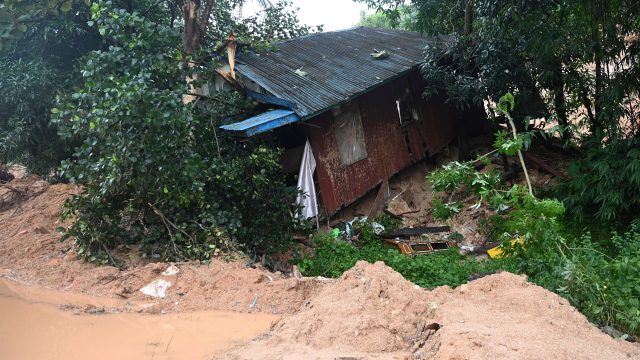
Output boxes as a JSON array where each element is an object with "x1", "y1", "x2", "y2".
[
  {"x1": 355, "y1": 0, "x2": 463, "y2": 34},
  {"x1": 239, "y1": 0, "x2": 322, "y2": 43},
  {"x1": 0, "y1": 5, "x2": 100, "y2": 176},
  {"x1": 424, "y1": 91, "x2": 640, "y2": 334},
  {"x1": 0, "y1": 58, "x2": 73, "y2": 175},
  {"x1": 416, "y1": 0, "x2": 640, "y2": 139},
  {"x1": 356, "y1": 6, "x2": 416, "y2": 30},
  {"x1": 0, "y1": 0, "x2": 90, "y2": 50},
  {"x1": 562, "y1": 138, "x2": 640, "y2": 222},
  {"x1": 518, "y1": 221, "x2": 640, "y2": 335},
  {"x1": 54, "y1": 2, "x2": 299, "y2": 264},
  {"x1": 297, "y1": 230, "x2": 517, "y2": 289}
]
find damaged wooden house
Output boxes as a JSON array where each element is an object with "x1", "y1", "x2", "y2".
[{"x1": 215, "y1": 27, "x2": 485, "y2": 220}]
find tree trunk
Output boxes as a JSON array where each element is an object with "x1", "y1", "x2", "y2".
[
  {"x1": 464, "y1": 0, "x2": 474, "y2": 47},
  {"x1": 180, "y1": 0, "x2": 215, "y2": 103},
  {"x1": 552, "y1": 61, "x2": 568, "y2": 139},
  {"x1": 182, "y1": 1, "x2": 203, "y2": 54},
  {"x1": 590, "y1": 0, "x2": 604, "y2": 135}
]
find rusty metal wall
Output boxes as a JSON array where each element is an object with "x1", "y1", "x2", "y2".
[{"x1": 307, "y1": 70, "x2": 457, "y2": 215}]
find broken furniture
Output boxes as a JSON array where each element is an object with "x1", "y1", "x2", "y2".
[{"x1": 382, "y1": 226, "x2": 455, "y2": 256}]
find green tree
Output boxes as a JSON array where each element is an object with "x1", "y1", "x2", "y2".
[
  {"x1": 356, "y1": 0, "x2": 640, "y2": 140},
  {"x1": 52, "y1": 1, "x2": 314, "y2": 264},
  {"x1": 0, "y1": 3, "x2": 102, "y2": 176},
  {"x1": 357, "y1": 7, "x2": 416, "y2": 30}
]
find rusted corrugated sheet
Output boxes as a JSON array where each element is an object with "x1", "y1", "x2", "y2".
[
  {"x1": 308, "y1": 71, "x2": 456, "y2": 215},
  {"x1": 235, "y1": 28, "x2": 447, "y2": 118}
]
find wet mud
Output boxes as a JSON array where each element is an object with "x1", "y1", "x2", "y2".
[{"x1": 0, "y1": 279, "x2": 277, "y2": 360}]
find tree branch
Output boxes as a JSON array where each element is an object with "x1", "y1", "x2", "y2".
[{"x1": 198, "y1": 0, "x2": 216, "y2": 32}]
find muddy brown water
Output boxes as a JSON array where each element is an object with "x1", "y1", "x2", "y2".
[{"x1": 0, "y1": 278, "x2": 278, "y2": 360}]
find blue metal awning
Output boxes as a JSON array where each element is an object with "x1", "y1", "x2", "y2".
[{"x1": 220, "y1": 109, "x2": 301, "y2": 137}]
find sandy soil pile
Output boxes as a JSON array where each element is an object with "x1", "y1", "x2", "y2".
[
  {"x1": 222, "y1": 261, "x2": 433, "y2": 359},
  {"x1": 222, "y1": 261, "x2": 640, "y2": 360},
  {"x1": 0, "y1": 175, "x2": 326, "y2": 314}
]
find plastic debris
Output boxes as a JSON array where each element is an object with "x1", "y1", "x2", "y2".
[
  {"x1": 139, "y1": 279, "x2": 172, "y2": 298},
  {"x1": 371, "y1": 222, "x2": 385, "y2": 235},
  {"x1": 249, "y1": 294, "x2": 258, "y2": 310},
  {"x1": 162, "y1": 265, "x2": 180, "y2": 276},
  {"x1": 487, "y1": 238, "x2": 525, "y2": 259},
  {"x1": 370, "y1": 49, "x2": 389, "y2": 59}
]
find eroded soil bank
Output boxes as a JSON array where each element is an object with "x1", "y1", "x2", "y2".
[{"x1": 0, "y1": 278, "x2": 277, "y2": 360}]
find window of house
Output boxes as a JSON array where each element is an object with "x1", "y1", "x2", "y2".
[
  {"x1": 334, "y1": 105, "x2": 368, "y2": 166},
  {"x1": 396, "y1": 96, "x2": 419, "y2": 127}
]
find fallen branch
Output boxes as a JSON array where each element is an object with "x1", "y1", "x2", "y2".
[
  {"x1": 524, "y1": 152, "x2": 568, "y2": 179},
  {"x1": 148, "y1": 202, "x2": 196, "y2": 247}
]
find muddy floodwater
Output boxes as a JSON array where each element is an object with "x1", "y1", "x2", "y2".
[{"x1": 0, "y1": 278, "x2": 277, "y2": 360}]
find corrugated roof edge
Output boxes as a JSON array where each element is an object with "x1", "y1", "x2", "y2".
[
  {"x1": 233, "y1": 27, "x2": 431, "y2": 60},
  {"x1": 269, "y1": 26, "x2": 422, "y2": 45},
  {"x1": 299, "y1": 63, "x2": 422, "y2": 121},
  {"x1": 220, "y1": 109, "x2": 300, "y2": 137}
]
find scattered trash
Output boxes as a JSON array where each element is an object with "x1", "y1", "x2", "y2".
[
  {"x1": 382, "y1": 226, "x2": 450, "y2": 239},
  {"x1": 486, "y1": 238, "x2": 525, "y2": 259},
  {"x1": 370, "y1": 49, "x2": 389, "y2": 59},
  {"x1": 295, "y1": 67, "x2": 307, "y2": 77},
  {"x1": 371, "y1": 222, "x2": 385, "y2": 235},
  {"x1": 336, "y1": 216, "x2": 370, "y2": 242},
  {"x1": 249, "y1": 294, "x2": 258, "y2": 310},
  {"x1": 139, "y1": 279, "x2": 172, "y2": 298},
  {"x1": 460, "y1": 244, "x2": 475, "y2": 254},
  {"x1": 385, "y1": 238, "x2": 456, "y2": 256},
  {"x1": 162, "y1": 265, "x2": 180, "y2": 276}
]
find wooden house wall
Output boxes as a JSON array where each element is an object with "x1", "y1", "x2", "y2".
[{"x1": 306, "y1": 69, "x2": 457, "y2": 215}]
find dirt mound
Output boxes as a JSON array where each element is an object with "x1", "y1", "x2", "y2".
[
  {"x1": 220, "y1": 261, "x2": 430, "y2": 359},
  {"x1": 429, "y1": 272, "x2": 640, "y2": 359},
  {"x1": 0, "y1": 175, "x2": 326, "y2": 315},
  {"x1": 222, "y1": 263, "x2": 640, "y2": 360},
  {"x1": 266, "y1": 261, "x2": 428, "y2": 353}
]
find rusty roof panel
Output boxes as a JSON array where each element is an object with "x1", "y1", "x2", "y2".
[{"x1": 235, "y1": 27, "x2": 439, "y2": 118}]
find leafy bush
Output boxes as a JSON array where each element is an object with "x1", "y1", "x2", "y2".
[
  {"x1": 563, "y1": 138, "x2": 640, "y2": 223},
  {"x1": 522, "y1": 224, "x2": 640, "y2": 335},
  {"x1": 427, "y1": 160, "x2": 500, "y2": 220},
  {"x1": 297, "y1": 222, "x2": 517, "y2": 289},
  {"x1": 54, "y1": 3, "x2": 298, "y2": 264}
]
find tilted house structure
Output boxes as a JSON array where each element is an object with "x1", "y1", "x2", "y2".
[{"x1": 216, "y1": 27, "x2": 482, "y2": 218}]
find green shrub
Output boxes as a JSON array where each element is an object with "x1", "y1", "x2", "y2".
[
  {"x1": 297, "y1": 228, "x2": 518, "y2": 289},
  {"x1": 523, "y1": 225, "x2": 640, "y2": 335},
  {"x1": 563, "y1": 138, "x2": 640, "y2": 222}
]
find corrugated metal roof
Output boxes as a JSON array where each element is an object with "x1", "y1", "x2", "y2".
[
  {"x1": 235, "y1": 27, "x2": 437, "y2": 118},
  {"x1": 220, "y1": 109, "x2": 301, "y2": 137}
]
